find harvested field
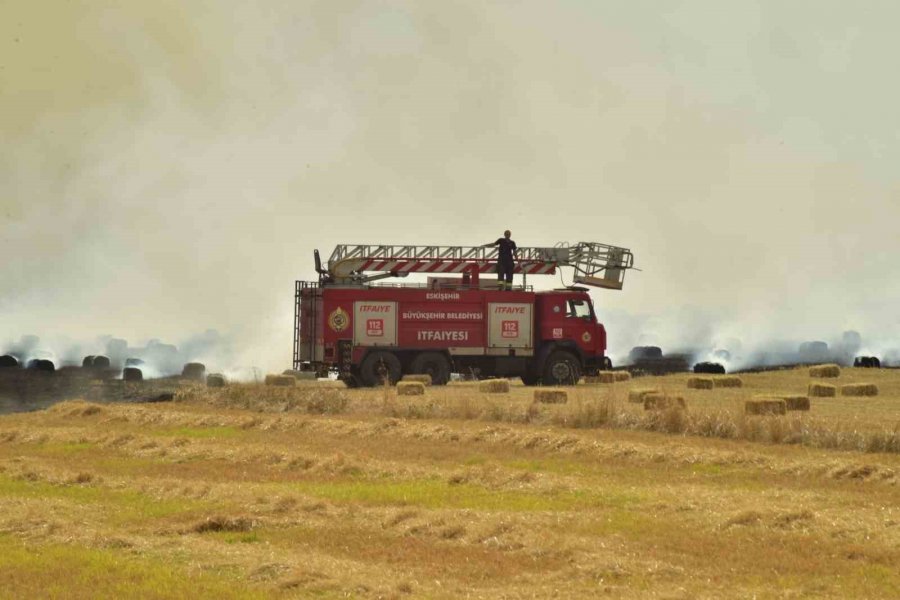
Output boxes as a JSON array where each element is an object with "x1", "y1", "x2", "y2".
[{"x1": 2, "y1": 367, "x2": 900, "y2": 598}]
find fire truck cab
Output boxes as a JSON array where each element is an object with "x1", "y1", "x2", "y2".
[{"x1": 293, "y1": 242, "x2": 634, "y2": 387}]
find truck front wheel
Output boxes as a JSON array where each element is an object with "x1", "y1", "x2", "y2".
[
  {"x1": 542, "y1": 350, "x2": 582, "y2": 386},
  {"x1": 359, "y1": 351, "x2": 401, "y2": 387},
  {"x1": 409, "y1": 352, "x2": 451, "y2": 385}
]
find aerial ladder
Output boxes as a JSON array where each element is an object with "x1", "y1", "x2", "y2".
[{"x1": 314, "y1": 241, "x2": 635, "y2": 290}]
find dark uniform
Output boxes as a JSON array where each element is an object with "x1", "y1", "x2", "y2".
[{"x1": 493, "y1": 237, "x2": 517, "y2": 289}]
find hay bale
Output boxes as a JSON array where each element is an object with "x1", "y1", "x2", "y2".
[
  {"x1": 628, "y1": 388, "x2": 659, "y2": 403},
  {"x1": 808, "y1": 382, "x2": 836, "y2": 397},
  {"x1": 82, "y1": 355, "x2": 95, "y2": 368},
  {"x1": 809, "y1": 364, "x2": 840, "y2": 378},
  {"x1": 207, "y1": 373, "x2": 227, "y2": 388},
  {"x1": 613, "y1": 371, "x2": 631, "y2": 382},
  {"x1": 27, "y1": 359, "x2": 55, "y2": 372},
  {"x1": 687, "y1": 377, "x2": 714, "y2": 390},
  {"x1": 712, "y1": 375, "x2": 743, "y2": 388},
  {"x1": 534, "y1": 389, "x2": 567, "y2": 404},
  {"x1": 853, "y1": 356, "x2": 881, "y2": 368},
  {"x1": 693, "y1": 361, "x2": 726, "y2": 374},
  {"x1": 781, "y1": 396, "x2": 810, "y2": 411},
  {"x1": 643, "y1": 394, "x2": 686, "y2": 410},
  {"x1": 92, "y1": 355, "x2": 111, "y2": 369},
  {"x1": 841, "y1": 383, "x2": 879, "y2": 397},
  {"x1": 123, "y1": 367, "x2": 143, "y2": 382},
  {"x1": 479, "y1": 379, "x2": 510, "y2": 393},
  {"x1": 397, "y1": 381, "x2": 426, "y2": 396},
  {"x1": 401, "y1": 374, "x2": 433, "y2": 386},
  {"x1": 265, "y1": 374, "x2": 295, "y2": 387},
  {"x1": 745, "y1": 399, "x2": 786, "y2": 415},
  {"x1": 182, "y1": 362, "x2": 206, "y2": 379},
  {"x1": 0, "y1": 355, "x2": 18, "y2": 368},
  {"x1": 585, "y1": 372, "x2": 616, "y2": 384}
]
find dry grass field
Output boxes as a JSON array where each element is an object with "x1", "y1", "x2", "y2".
[{"x1": 1, "y1": 367, "x2": 900, "y2": 598}]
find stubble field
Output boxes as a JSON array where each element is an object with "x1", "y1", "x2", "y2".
[{"x1": 1, "y1": 367, "x2": 899, "y2": 599}]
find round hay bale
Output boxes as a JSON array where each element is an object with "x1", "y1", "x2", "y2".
[
  {"x1": 479, "y1": 379, "x2": 510, "y2": 393},
  {"x1": 27, "y1": 359, "x2": 55, "y2": 372},
  {"x1": 745, "y1": 399, "x2": 786, "y2": 415},
  {"x1": 534, "y1": 389, "x2": 567, "y2": 404},
  {"x1": 628, "y1": 388, "x2": 659, "y2": 403},
  {"x1": 206, "y1": 373, "x2": 227, "y2": 388},
  {"x1": 265, "y1": 374, "x2": 295, "y2": 387},
  {"x1": 123, "y1": 367, "x2": 143, "y2": 382},
  {"x1": 808, "y1": 382, "x2": 836, "y2": 397},
  {"x1": 125, "y1": 357, "x2": 145, "y2": 367},
  {"x1": 92, "y1": 355, "x2": 111, "y2": 369},
  {"x1": 853, "y1": 356, "x2": 881, "y2": 368},
  {"x1": 585, "y1": 371, "x2": 617, "y2": 384},
  {"x1": 687, "y1": 377, "x2": 714, "y2": 390},
  {"x1": 809, "y1": 364, "x2": 840, "y2": 378},
  {"x1": 0, "y1": 355, "x2": 19, "y2": 368},
  {"x1": 82, "y1": 355, "x2": 95, "y2": 368},
  {"x1": 401, "y1": 374, "x2": 433, "y2": 386},
  {"x1": 397, "y1": 381, "x2": 426, "y2": 396},
  {"x1": 841, "y1": 383, "x2": 879, "y2": 397},
  {"x1": 643, "y1": 394, "x2": 686, "y2": 410},
  {"x1": 712, "y1": 375, "x2": 743, "y2": 388},
  {"x1": 629, "y1": 346, "x2": 663, "y2": 361},
  {"x1": 693, "y1": 362, "x2": 726, "y2": 374},
  {"x1": 182, "y1": 362, "x2": 206, "y2": 379}
]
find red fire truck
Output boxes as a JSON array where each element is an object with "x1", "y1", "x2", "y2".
[{"x1": 294, "y1": 242, "x2": 634, "y2": 386}]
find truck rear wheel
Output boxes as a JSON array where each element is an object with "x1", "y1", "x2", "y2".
[
  {"x1": 359, "y1": 351, "x2": 401, "y2": 387},
  {"x1": 409, "y1": 352, "x2": 451, "y2": 385},
  {"x1": 542, "y1": 350, "x2": 581, "y2": 386}
]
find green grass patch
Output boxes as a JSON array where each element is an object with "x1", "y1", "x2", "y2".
[
  {"x1": 0, "y1": 533, "x2": 266, "y2": 600},
  {"x1": 0, "y1": 475, "x2": 211, "y2": 525},
  {"x1": 290, "y1": 477, "x2": 639, "y2": 512}
]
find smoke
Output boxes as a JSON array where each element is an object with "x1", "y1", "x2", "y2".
[{"x1": 2, "y1": 2, "x2": 899, "y2": 374}]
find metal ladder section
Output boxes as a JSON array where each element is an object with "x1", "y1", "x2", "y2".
[{"x1": 325, "y1": 242, "x2": 634, "y2": 289}]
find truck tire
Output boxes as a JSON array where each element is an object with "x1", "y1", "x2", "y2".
[
  {"x1": 542, "y1": 350, "x2": 581, "y2": 386},
  {"x1": 409, "y1": 352, "x2": 451, "y2": 385},
  {"x1": 359, "y1": 351, "x2": 401, "y2": 387},
  {"x1": 520, "y1": 371, "x2": 539, "y2": 386}
]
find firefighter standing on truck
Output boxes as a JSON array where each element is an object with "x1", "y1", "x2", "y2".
[{"x1": 483, "y1": 230, "x2": 518, "y2": 290}]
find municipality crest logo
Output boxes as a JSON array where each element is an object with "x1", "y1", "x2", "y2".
[{"x1": 328, "y1": 307, "x2": 349, "y2": 332}]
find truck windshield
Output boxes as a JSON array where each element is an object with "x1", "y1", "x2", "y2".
[{"x1": 567, "y1": 299, "x2": 593, "y2": 320}]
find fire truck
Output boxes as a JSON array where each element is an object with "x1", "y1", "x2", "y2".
[{"x1": 293, "y1": 242, "x2": 635, "y2": 386}]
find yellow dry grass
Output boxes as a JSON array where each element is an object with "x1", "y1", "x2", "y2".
[{"x1": 1, "y1": 367, "x2": 900, "y2": 598}]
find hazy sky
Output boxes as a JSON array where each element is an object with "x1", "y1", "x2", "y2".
[{"x1": 2, "y1": 1, "x2": 899, "y2": 367}]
